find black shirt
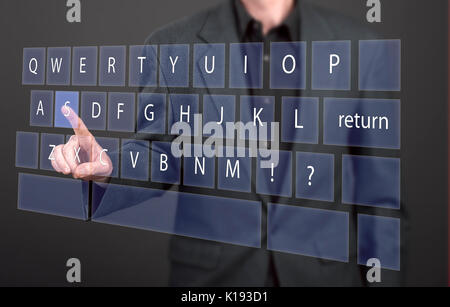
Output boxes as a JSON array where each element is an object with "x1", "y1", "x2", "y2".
[
  {"x1": 233, "y1": 0, "x2": 300, "y2": 90},
  {"x1": 233, "y1": 0, "x2": 300, "y2": 43},
  {"x1": 233, "y1": 0, "x2": 301, "y2": 287}
]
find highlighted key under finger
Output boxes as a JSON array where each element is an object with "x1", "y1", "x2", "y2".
[{"x1": 55, "y1": 91, "x2": 79, "y2": 128}]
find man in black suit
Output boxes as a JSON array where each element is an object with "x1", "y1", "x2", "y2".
[{"x1": 52, "y1": 0, "x2": 397, "y2": 286}]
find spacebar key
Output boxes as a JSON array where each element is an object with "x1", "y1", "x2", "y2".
[{"x1": 18, "y1": 173, "x2": 89, "y2": 220}]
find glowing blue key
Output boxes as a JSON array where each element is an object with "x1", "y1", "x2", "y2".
[{"x1": 54, "y1": 91, "x2": 79, "y2": 128}]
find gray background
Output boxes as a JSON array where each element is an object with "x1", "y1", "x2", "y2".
[{"x1": 0, "y1": 0, "x2": 448, "y2": 286}]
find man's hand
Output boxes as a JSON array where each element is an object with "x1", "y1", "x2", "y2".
[{"x1": 51, "y1": 106, "x2": 113, "y2": 182}]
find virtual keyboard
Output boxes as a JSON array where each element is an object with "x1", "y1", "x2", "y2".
[{"x1": 17, "y1": 40, "x2": 402, "y2": 271}]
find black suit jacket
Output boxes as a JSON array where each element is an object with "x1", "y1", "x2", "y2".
[{"x1": 95, "y1": 0, "x2": 401, "y2": 286}]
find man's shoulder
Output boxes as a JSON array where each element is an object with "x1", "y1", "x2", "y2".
[{"x1": 144, "y1": 1, "x2": 229, "y2": 44}]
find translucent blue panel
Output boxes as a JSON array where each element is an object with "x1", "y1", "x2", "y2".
[
  {"x1": 121, "y1": 139, "x2": 149, "y2": 181},
  {"x1": 270, "y1": 42, "x2": 306, "y2": 89},
  {"x1": 80, "y1": 92, "x2": 106, "y2": 130},
  {"x1": 183, "y1": 145, "x2": 215, "y2": 188},
  {"x1": 359, "y1": 40, "x2": 401, "y2": 91},
  {"x1": 99, "y1": 46, "x2": 126, "y2": 86},
  {"x1": 281, "y1": 97, "x2": 318, "y2": 144},
  {"x1": 72, "y1": 46, "x2": 98, "y2": 86},
  {"x1": 193, "y1": 43, "x2": 225, "y2": 88},
  {"x1": 46, "y1": 47, "x2": 71, "y2": 85},
  {"x1": 268, "y1": 203, "x2": 349, "y2": 262},
  {"x1": 168, "y1": 94, "x2": 199, "y2": 135},
  {"x1": 30, "y1": 90, "x2": 53, "y2": 127},
  {"x1": 240, "y1": 96, "x2": 275, "y2": 141},
  {"x1": 312, "y1": 41, "x2": 351, "y2": 90},
  {"x1": 229, "y1": 43, "x2": 263, "y2": 89},
  {"x1": 202, "y1": 95, "x2": 235, "y2": 137},
  {"x1": 342, "y1": 155, "x2": 400, "y2": 209},
  {"x1": 18, "y1": 173, "x2": 88, "y2": 220},
  {"x1": 217, "y1": 147, "x2": 252, "y2": 193},
  {"x1": 40, "y1": 133, "x2": 65, "y2": 171},
  {"x1": 324, "y1": 98, "x2": 400, "y2": 149},
  {"x1": 92, "y1": 183, "x2": 261, "y2": 247},
  {"x1": 96, "y1": 137, "x2": 119, "y2": 178},
  {"x1": 296, "y1": 152, "x2": 334, "y2": 202},
  {"x1": 54, "y1": 91, "x2": 79, "y2": 128},
  {"x1": 256, "y1": 150, "x2": 292, "y2": 197},
  {"x1": 358, "y1": 214, "x2": 400, "y2": 270},
  {"x1": 22, "y1": 47, "x2": 46, "y2": 85},
  {"x1": 16, "y1": 132, "x2": 39, "y2": 169},
  {"x1": 129, "y1": 45, "x2": 157, "y2": 87},
  {"x1": 151, "y1": 141, "x2": 181, "y2": 184},
  {"x1": 137, "y1": 93, "x2": 166, "y2": 134},
  {"x1": 107, "y1": 92, "x2": 135, "y2": 132},
  {"x1": 159, "y1": 44, "x2": 189, "y2": 87}
]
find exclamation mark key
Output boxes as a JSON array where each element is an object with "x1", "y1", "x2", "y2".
[{"x1": 256, "y1": 150, "x2": 292, "y2": 197}]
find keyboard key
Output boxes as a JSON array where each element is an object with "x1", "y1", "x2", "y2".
[
  {"x1": 107, "y1": 92, "x2": 135, "y2": 132},
  {"x1": 240, "y1": 96, "x2": 275, "y2": 141},
  {"x1": 159, "y1": 44, "x2": 189, "y2": 87},
  {"x1": 193, "y1": 43, "x2": 225, "y2": 88},
  {"x1": 54, "y1": 91, "x2": 79, "y2": 128},
  {"x1": 183, "y1": 144, "x2": 215, "y2": 188},
  {"x1": 218, "y1": 147, "x2": 252, "y2": 193},
  {"x1": 129, "y1": 45, "x2": 157, "y2": 87},
  {"x1": 99, "y1": 46, "x2": 126, "y2": 86},
  {"x1": 168, "y1": 94, "x2": 199, "y2": 135},
  {"x1": 342, "y1": 155, "x2": 400, "y2": 209},
  {"x1": 296, "y1": 152, "x2": 334, "y2": 202},
  {"x1": 359, "y1": 39, "x2": 401, "y2": 91},
  {"x1": 121, "y1": 139, "x2": 149, "y2": 181},
  {"x1": 268, "y1": 203, "x2": 349, "y2": 262},
  {"x1": 312, "y1": 41, "x2": 351, "y2": 90},
  {"x1": 22, "y1": 47, "x2": 46, "y2": 85},
  {"x1": 203, "y1": 95, "x2": 235, "y2": 136},
  {"x1": 324, "y1": 98, "x2": 400, "y2": 149},
  {"x1": 46, "y1": 47, "x2": 71, "y2": 85},
  {"x1": 30, "y1": 90, "x2": 54, "y2": 127},
  {"x1": 40, "y1": 133, "x2": 64, "y2": 171},
  {"x1": 15, "y1": 132, "x2": 39, "y2": 169},
  {"x1": 96, "y1": 137, "x2": 119, "y2": 178},
  {"x1": 92, "y1": 183, "x2": 261, "y2": 247},
  {"x1": 137, "y1": 93, "x2": 166, "y2": 134},
  {"x1": 151, "y1": 141, "x2": 181, "y2": 184},
  {"x1": 256, "y1": 150, "x2": 292, "y2": 197},
  {"x1": 270, "y1": 41, "x2": 306, "y2": 89},
  {"x1": 229, "y1": 43, "x2": 263, "y2": 89},
  {"x1": 281, "y1": 97, "x2": 319, "y2": 144},
  {"x1": 80, "y1": 92, "x2": 107, "y2": 130},
  {"x1": 18, "y1": 173, "x2": 88, "y2": 220},
  {"x1": 72, "y1": 46, "x2": 98, "y2": 86},
  {"x1": 358, "y1": 214, "x2": 400, "y2": 270}
]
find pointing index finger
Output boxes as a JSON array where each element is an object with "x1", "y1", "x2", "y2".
[{"x1": 61, "y1": 105, "x2": 91, "y2": 137}]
